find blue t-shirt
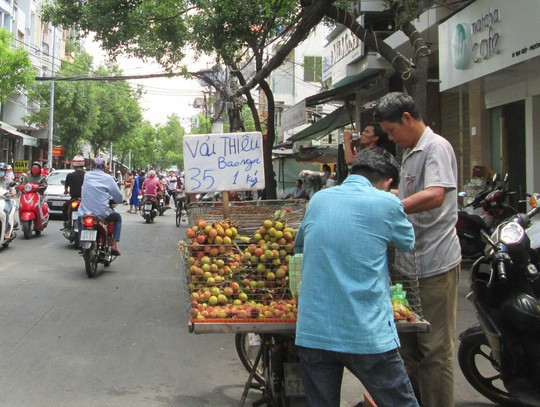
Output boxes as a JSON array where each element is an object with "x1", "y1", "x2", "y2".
[{"x1": 294, "y1": 175, "x2": 415, "y2": 354}]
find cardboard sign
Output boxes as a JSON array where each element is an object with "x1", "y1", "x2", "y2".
[
  {"x1": 183, "y1": 132, "x2": 265, "y2": 193},
  {"x1": 14, "y1": 160, "x2": 29, "y2": 174}
]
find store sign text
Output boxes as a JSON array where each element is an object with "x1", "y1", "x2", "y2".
[
  {"x1": 331, "y1": 33, "x2": 359, "y2": 65},
  {"x1": 471, "y1": 8, "x2": 501, "y2": 64}
]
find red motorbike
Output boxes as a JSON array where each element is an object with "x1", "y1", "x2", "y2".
[
  {"x1": 18, "y1": 182, "x2": 49, "y2": 239},
  {"x1": 79, "y1": 211, "x2": 117, "y2": 278}
]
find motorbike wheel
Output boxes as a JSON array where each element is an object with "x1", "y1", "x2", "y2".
[
  {"x1": 458, "y1": 335, "x2": 521, "y2": 406},
  {"x1": 175, "y1": 206, "x2": 181, "y2": 227},
  {"x1": 145, "y1": 214, "x2": 151, "y2": 224},
  {"x1": 159, "y1": 206, "x2": 164, "y2": 216},
  {"x1": 83, "y1": 242, "x2": 99, "y2": 278},
  {"x1": 235, "y1": 333, "x2": 265, "y2": 385},
  {"x1": 35, "y1": 230, "x2": 41, "y2": 236},
  {"x1": 22, "y1": 221, "x2": 32, "y2": 239}
]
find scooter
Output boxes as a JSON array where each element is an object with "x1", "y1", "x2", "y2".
[
  {"x1": 0, "y1": 183, "x2": 17, "y2": 248},
  {"x1": 457, "y1": 174, "x2": 517, "y2": 260},
  {"x1": 458, "y1": 193, "x2": 540, "y2": 406},
  {"x1": 141, "y1": 194, "x2": 158, "y2": 223},
  {"x1": 18, "y1": 182, "x2": 49, "y2": 239},
  {"x1": 62, "y1": 198, "x2": 81, "y2": 246},
  {"x1": 79, "y1": 209, "x2": 117, "y2": 278}
]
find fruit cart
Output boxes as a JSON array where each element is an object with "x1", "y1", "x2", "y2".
[{"x1": 179, "y1": 199, "x2": 430, "y2": 406}]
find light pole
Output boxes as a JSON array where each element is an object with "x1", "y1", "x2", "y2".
[{"x1": 47, "y1": 27, "x2": 56, "y2": 169}]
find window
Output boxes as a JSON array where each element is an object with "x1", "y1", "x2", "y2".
[{"x1": 304, "y1": 56, "x2": 322, "y2": 82}]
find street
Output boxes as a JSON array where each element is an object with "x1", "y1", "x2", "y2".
[{"x1": 0, "y1": 208, "x2": 496, "y2": 406}]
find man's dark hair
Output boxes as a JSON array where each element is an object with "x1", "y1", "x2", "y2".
[
  {"x1": 350, "y1": 147, "x2": 400, "y2": 187},
  {"x1": 296, "y1": 179, "x2": 303, "y2": 186},
  {"x1": 373, "y1": 92, "x2": 422, "y2": 123}
]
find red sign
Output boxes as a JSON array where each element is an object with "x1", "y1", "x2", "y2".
[{"x1": 52, "y1": 145, "x2": 65, "y2": 157}]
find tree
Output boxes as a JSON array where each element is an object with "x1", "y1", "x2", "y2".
[
  {"x1": 26, "y1": 52, "x2": 100, "y2": 158},
  {"x1": 27, "y1": 52, "x2": 144, "y2": 158},
  {"x1": 41, "y1": 0, "x2": 434, "y2": 184},
  {"x1": 154, "y1": 114, "x2": 185, "y2": 169},
  {"x1": 0, "y1": 28, "x2": 36, "y2": 103}
]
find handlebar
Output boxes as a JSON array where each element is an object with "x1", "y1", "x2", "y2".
[{"x1": 497, "y1": 261, "x2": 507, "y2": 282}]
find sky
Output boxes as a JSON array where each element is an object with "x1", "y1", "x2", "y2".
[{"x1": 83, "y1": 35, "x2": 210, "y2": 130}]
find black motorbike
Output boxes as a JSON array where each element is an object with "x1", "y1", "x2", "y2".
[
  {"x1": 62, "y1": 198, "x2": 81, "y2": 246},
  {"x1": 457, "y1": 174, "x2": 517, "y2": 261},
  {"x1": 141, "y1": 194, "x2": 158, "y2": 223},
  {"x1": 458, "y1": 193, "x2": 540, "y2": 406}
]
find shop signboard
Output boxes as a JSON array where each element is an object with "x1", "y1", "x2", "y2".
[
  {"x1": 281, "y1": 100, "x2": 307, "y2": 132},
  {"x1": 183, "y1": 132, "x2": 265, "y2": 193},
  {"x1": 439, "y1": 0, "x2": 540, "y2": 91},
  {"x1": 14, "y1": 160, "x2": 28, "y2": 174},
  {"x1": 323, "y1": 16, "x2": 365, "y2": 84},
  {"x1": 52, "y1": 145, "x2": 65, "y2": 157}
]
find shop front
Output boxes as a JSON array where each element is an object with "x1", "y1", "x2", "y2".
[
  {"x1": 0, "y1": 120, "x2": 38, "y2": 165},
  {"x1": 439, "y1": 0, "x2": 540, "y2": 199}
]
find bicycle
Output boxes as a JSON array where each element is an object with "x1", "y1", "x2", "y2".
[{"x1": 174, "y1": 190, "x2": 186, "y2": 227}]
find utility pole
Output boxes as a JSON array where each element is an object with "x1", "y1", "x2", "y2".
[
  {"x1": 128, "y1": 150, "x2": 132, "y2": 170},
  {"x1": 109, "y1": 142, "x2": 113, "y2": 172},
  {"x1": 47, "y1": 27, "x2": 56, "y2": 169}
]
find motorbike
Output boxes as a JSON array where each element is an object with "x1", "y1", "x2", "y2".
[
  {"x1": 18, "y1": 182, "x2": 49, "y2": 239},
  {"x1": 141, "y1": 194, "x2": 158, "y2": 223},
  {"x1": 0, "y1": 183, "x2": 17, "y2": 248},
  {"x1": 62, "y1": 198, "x2": 81, "y2": 246},
  {"x1": 458, "y1": 193, "x2": 540, "y2": 406},
  {"x1": 79, "y1": 205, "x2": 118, "y2": 278},
  {"x1": 457, "y1": 174, "x2": 517, "y2": 260}
]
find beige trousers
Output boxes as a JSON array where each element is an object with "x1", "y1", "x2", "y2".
[{"x1": 399, "y1": 265, "x2": 460, "y2": 407}]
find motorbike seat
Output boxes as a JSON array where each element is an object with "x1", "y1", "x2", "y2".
[
  {"x1": 457, "y1": 211, "x2": 486, "y2": 229},
  {"x1": 501, "y1": 293, "x2": 540, "y2": 332}
]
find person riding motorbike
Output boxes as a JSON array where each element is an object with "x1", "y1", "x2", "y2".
[
  {"x1": 24, "y1": 161, "x2": 48, "y2": 191},
  {"x1": 62, "y1": 155, "x2": 86, "y2": 225},
  {"x1": 0, "y1": 162, "x2": 16, "y2": 233},
  {"x1": 78, "y1": 157, "x2": 123, "y2": 255},
  {"x1": 141, "y1": 170, "x2": 163, "y2": 209}
]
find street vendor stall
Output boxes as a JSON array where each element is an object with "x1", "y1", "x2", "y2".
[{"x1": 180, "y1": 131, "x2": 429, "y2": 406}]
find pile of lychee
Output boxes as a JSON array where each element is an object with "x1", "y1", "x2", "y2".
[{"x1": 182, "y1": 210, "x2": 299, "y2": 321}]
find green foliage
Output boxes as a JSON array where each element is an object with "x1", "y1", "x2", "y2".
[
  {"x1": 190, "y1": 114, "x2": 212, "y2": 135},
  {"x1": 26, "y1": 51, "x2": 142, "y2": 159},
  {"x1": 154, "y1": 114, "x2": 185, "y2": 169},
  {"x1": 0, "y1": 28, "x2": 36, "y2": 103},
  {"x1": 41, "y1": 0, "x2": 190, "y2": 70}
]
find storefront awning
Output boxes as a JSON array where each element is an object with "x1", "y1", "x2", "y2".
[
  {"x1": 304, "y1": 70, "x2": 381, "y2": 107},
  {"x1": 0, "y1": 121, "x2": 38, "y2": 147},
  {"x1": 288, "y1": 106, "x2": 353, "y2": 142}
]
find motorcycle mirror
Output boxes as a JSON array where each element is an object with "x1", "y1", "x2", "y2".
[
  {"x1": 61, "y1": 180, "x2": 65, "y2": 185},
  {"x1": 458, "y1": 191, "x2": 467, "y2": 197}
]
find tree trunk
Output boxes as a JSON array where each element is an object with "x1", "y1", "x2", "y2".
[
  {"x1": 233, "y1": 69, "x2": 262, "y2": 133},
  {"x1": 257, "y1": 79, "x2": 277, "y2": 200}
]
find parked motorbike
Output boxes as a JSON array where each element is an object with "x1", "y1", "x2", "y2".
[
  {"x1": 457, "y1": 174, "x2": 517, "y2": 260},
  {"x1": 62, "y1": 199, "x2": 81, "y2": 246},
  {"x1": 0, "y1": 183, "x2": 17, "y2": 248},
  {"x1": 79, "y1": 207, "x2": 118, "y2": 278},
  {"x1": 141, "y1": 194, "x2": 158, "y2": 223},
  {"x1": 18, "y1": 182, "x2": 49, "y2": 239},
  {"x1": 458, "y1": 193, "x2": 540, "y2": 406}
]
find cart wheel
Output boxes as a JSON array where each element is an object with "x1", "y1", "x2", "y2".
[{"x1": 235, "y1": 333, "x2": 265, "y2": 385}]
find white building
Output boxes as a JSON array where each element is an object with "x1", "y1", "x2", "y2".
[{"x1": 0, "y1": 0, "x2": 66, "y2": 168}]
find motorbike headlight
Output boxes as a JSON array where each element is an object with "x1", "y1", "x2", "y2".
[
  {"x1": 24, "y1": 183, "x2": 32, "y2": 192},
  {"x1": 499, "y1": 222, "x2": 524, "y2": 245}
]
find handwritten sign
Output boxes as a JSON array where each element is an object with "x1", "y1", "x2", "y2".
[{"x1": 183, "y1": 132, "x2": 265, "y2": 193}]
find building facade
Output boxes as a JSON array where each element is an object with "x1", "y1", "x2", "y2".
[
  {"x1": 0, "y1": 0, "x2": 67, "y2": 170},
  {"x1": 439, "y1": 0, "x2": 540, "y2": 200}
]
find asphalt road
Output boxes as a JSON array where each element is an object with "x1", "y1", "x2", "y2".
[{"x1": 0, "y1": 208, "x2": 499, "y2": 406}]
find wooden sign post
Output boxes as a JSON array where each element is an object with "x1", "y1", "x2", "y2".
[{"x1": 183, "y1": 132, "x2": 266, "y2": 220}]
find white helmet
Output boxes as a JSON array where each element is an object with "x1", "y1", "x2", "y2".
[{"x1": 72, "y1": 155, "x2": 85, "y2": 168}]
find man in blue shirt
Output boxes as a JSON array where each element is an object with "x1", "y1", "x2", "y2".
[
  {"x1": 79, "y1": 157, "x2": 123, "y2": 255},
  {"x1": 294, "y1": 147, "x2": 418, "y2": 407}
]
